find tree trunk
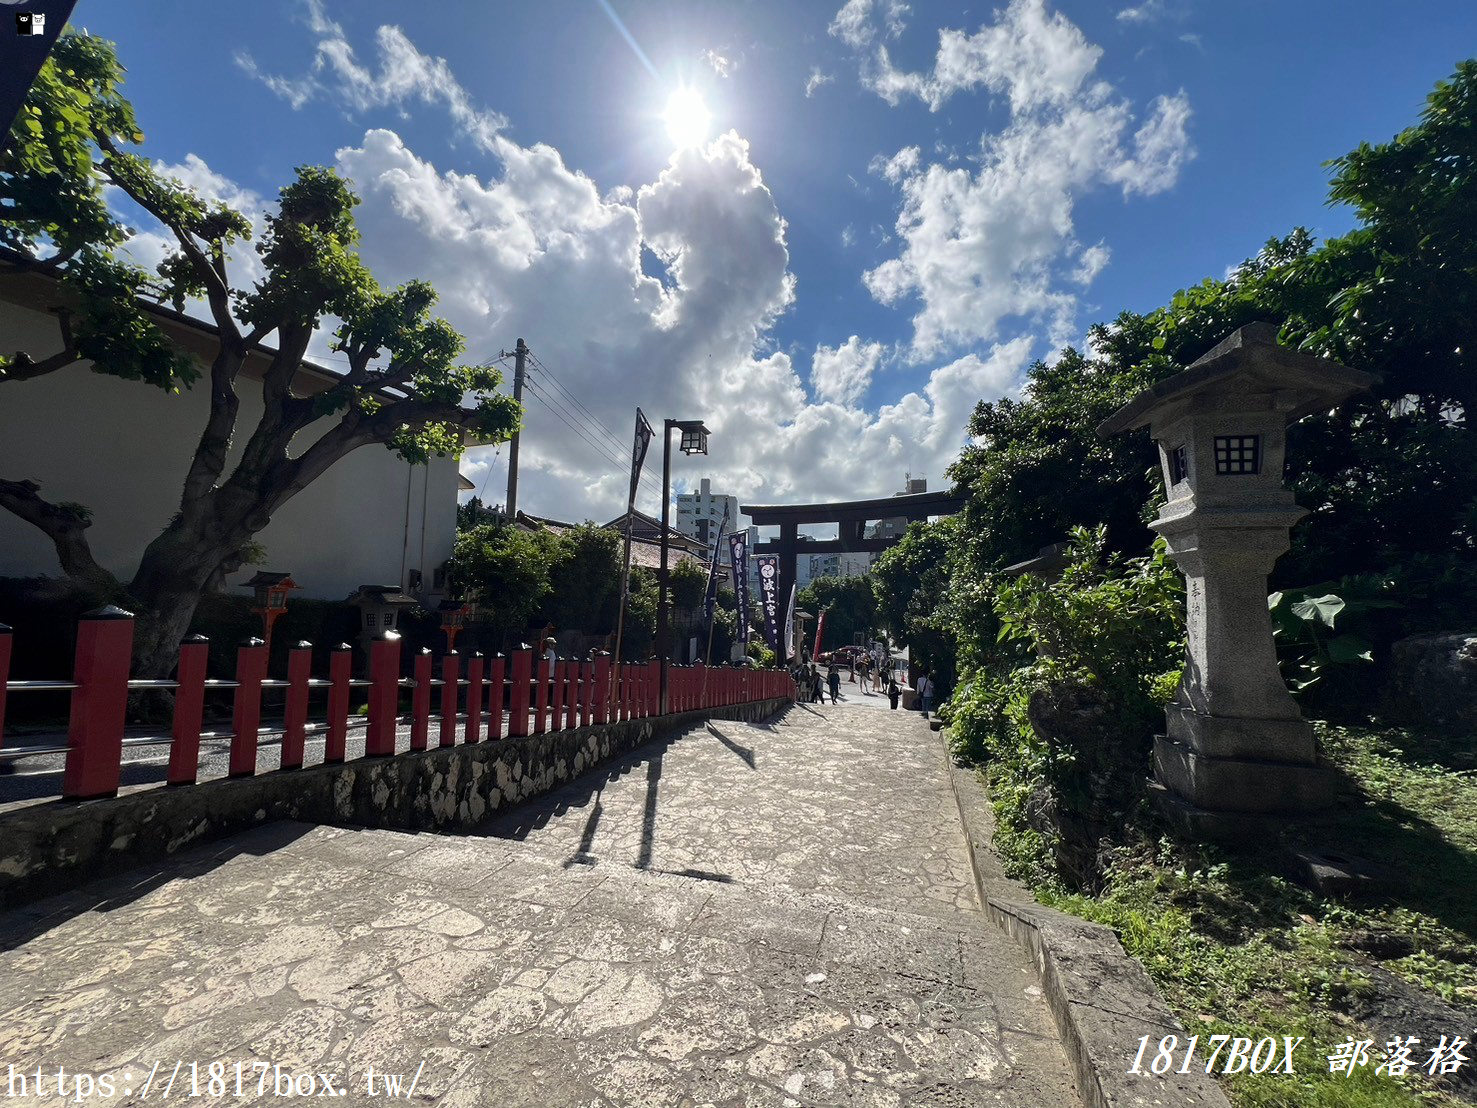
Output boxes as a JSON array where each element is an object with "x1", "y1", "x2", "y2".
[{"x1": 127, "y1": 528, "x2": 243, "y2": 679}]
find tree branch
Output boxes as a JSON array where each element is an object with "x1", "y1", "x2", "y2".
[
  {"x1": 0, "y1": 479, "x2": 119, "y2": 592},
  {"x1": 95, "y1": 134, "x2": 240, "y2": 343},
  {"x1": 1, "y1": 308, "x2": 81, "y2": 384}
]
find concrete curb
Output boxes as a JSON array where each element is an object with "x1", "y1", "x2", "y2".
[{"x1": 944, "y1": 751, "x2": 1232, "y2": 1108}]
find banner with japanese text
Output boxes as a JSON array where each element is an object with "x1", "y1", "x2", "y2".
[
  {"x1": 729, "y1": 533, "x2": 751, "y2": 648},
  {"x1": 755, "y1": 554, "x2": 780, "y2": 651}
]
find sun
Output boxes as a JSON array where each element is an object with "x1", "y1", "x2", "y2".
[{"x1": 663, "y1": 87, "x2": 711, "y2": 149}]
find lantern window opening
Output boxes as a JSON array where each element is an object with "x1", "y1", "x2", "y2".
[
  {"x1": 680, "y1": 426, "x2": 708, "y2": 455},
  {"x1": 1168, "y1": 444, "x2": 1189, "y2": 485},
  {"x1": 1214, "y1": 435, "x2": 1261, "y2": 476}
]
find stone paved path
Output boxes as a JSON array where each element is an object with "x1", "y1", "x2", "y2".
[{"x1": 0, "y1": 703, "x2": 1078, "y2": 1106}]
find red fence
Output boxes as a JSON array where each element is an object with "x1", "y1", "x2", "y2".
[{"x1": 0, "y1": 607, "x2": 796, "y2": 800}]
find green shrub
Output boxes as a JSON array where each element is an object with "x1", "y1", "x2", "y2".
[{"x1": 947, "y1": 527, "x2": 1184, "y2": 888}]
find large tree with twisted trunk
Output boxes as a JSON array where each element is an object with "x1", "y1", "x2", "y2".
[{"x1": 0, "y1": 33, "x2": 520, "y2": 675}]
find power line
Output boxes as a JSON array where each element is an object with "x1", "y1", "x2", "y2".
[
  {"x1": 525, "y1": 351, "x2": 651, "y2": 483},
  {"x1": 522, "y1": 380, "x2": 665, "y2": 505}
]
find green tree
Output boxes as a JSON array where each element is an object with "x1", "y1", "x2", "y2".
[
  {"x1": 872, "y1": 519, "x2": 959, "y2": 687},
  {"x1": 947, "y1": 61, "x2": 1477, "y2": 674},
  {"x1": 447, "y1": 523, "x2": 560, "y2": 641},
  {"x1": 541, "y1": 523, "x2": 622, "y2": 635},
  {"x1": 798, "y1": 575, "x2": 876, "y2": 653},
  {"x1": 0, "y1": 33, "x2": 519, "y2": 674},
  {"x1": 669, "y1": 558, "x2": 708, "y2": 611}
]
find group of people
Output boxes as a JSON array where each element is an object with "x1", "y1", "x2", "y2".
[{"x1": 791, "y1": 653, "x2": 924, "y2": 712}]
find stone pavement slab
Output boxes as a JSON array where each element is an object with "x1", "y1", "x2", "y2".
[{"x1": 0, "y1": 703, "x2": 1078, "y2": 1106}]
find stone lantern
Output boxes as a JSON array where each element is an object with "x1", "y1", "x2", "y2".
[
  {"x1": 242, "y1": 571, "x2": 298, "y2": 652},
  {"x1": 347, "y1": 584, "x2": 418, "y2": 646},
  {"x1": 1097, "y1": 323, "x2": 1377, "y2": 840}
]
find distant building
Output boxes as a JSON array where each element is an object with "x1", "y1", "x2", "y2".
[
  {"x1": 866, "y1": 473, "x2": 927, "y2": 545},
  {"x1": 675, "y1": 478, "x2": 737, "y2": 545},
  {"x1": 807, "y1": 551, "x2": 873, "y2": 583}
]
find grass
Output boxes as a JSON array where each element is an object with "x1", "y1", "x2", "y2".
[{"x1": 1003, "y1": 721, "x2": 1477, "y2": 1108}]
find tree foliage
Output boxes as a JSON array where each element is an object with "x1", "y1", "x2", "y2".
[
  {"x1": 798, "y1": 574, "x2": 876, "y2": 653},
  {"x1": 0, "y1": 33, "x2": 521, "y2": 672},
  {"x1": 871, "y1": 518, "x2": 960, "y2": 687},
  {"x1": 449, "y1": 522, "x2": 624, "y2": 642},
  {"x1": 947, "y1": 61, "x2": 1477, "y2": 682}
]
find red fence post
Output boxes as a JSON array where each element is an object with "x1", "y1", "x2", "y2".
[
  {"x1": 325, "y1": 643, "x2": 352, "y2": 764},
  {"x1": 0, "y1": 622, "x2": 10, "y2": 752},
  {"x1": 579, "y1": 660, "x2": 592, "y2": 728},
  {"x1": 593, "y1": 653, "x2": 610, "y2": 724},
  {"x1": 566, "y1": 662, "x2": 580, "y2": 730},
  {"x1": 614, "y1": 663, "x2": 627, "y2": 721},
  {"x1": 228, "y1": 637, "x2": 268, "y2": 777},
  {"x1": 62, "y1": 606, "x2": 134, "y2": 799},
  {"x1": 629, "y1": 663, "x2": 641, "y2": 719},
  {"x1": 365, "y1": 633, "x2": 401, "y2": 757},
  {"x1": 549, "y1": 660, "x2": 565, "y2": 732},
  {"x1": 487, "y1": 654, "x2": 506, "y2": 741},
  {"x1": 533, "y1": 657, "x2": 549, "y2": 734},
  {"x1": 410, "y1": 648, "x2": 432, "y2": 752},
  {"x1": 279, "y1": 640, "x2": 312, "y2": 770},
  {"x1": 465, "y1": 653, "x2": 485, "y2": 744},
  {"x1": 439, "y1": 652, "x2": 460, "y2": 748},
  {"x1": 509, "y1": 649, "x2": 532, "y2": 737},
  {"x1": 168, "y1": 634, "x2": 210, "y2": 785}
]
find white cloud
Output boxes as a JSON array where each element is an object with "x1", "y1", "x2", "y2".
[
  {"x1": 1117, "y1": 0, "x2": 1169, "y2": 23},
  {"x1": 1106, "y1": 91, "x2": 1193, "y2": 196},
  {"x1": 1072, "y1": 241, "x2": 1110, "y2": 285},
  {"x1": 827, "y1": 0, "x2": 910, "y2": 49},
  {"x1": 869, "y1": 145, "x2": 920, "y2": 183},
  {"x1": 811, "y1": 336, "x2": 884, "y2": 407},
  {"x1": 860, "y1": 0, "x2": 1101, "y2": 113},
  {"x1": 841, "y1": 224, "x2": 856, "y2": 247},
  {"x1": 701, "y1": 49, "x2": 738, "y2": 78},
  {"x1": 829, "y1": 0, "x2": 1193, "y2": 356},
  {"x1": 236, "y1": 3, "x2": 508, "y2": 151},
  {"x1": 805, "y1": 68, "x2": 834, "y2": 97}
]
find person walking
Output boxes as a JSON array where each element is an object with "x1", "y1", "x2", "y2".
[
  {"x1": 827, "y1": 661, "x2": 841, "y2": 704},
  {"x1": 916, "y1": 672, "x2": 934, "y2": 718},
  {"x1": 858, "y1": 653, "x2": 872, "y2": 694},
  {"x1": 887, "y1": 676, "x2": 901, "y2": 710}
]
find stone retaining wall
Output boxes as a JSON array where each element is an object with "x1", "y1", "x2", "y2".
[{"x1": 0, "y1": 697, "x2": 791, "y2": 908}]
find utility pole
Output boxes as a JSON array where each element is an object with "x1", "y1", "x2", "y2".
[{"x1": 504, "y1": 338, "x2": 528, "y2": 523}]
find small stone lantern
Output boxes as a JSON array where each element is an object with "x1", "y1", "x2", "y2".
[
  {"x1": 438, "y1": 598, "x2": 470, "y2": 653},
  {"x1": 348, "y1": 584, "x2": 418, "y2": 646},
  {"x1": 1098, "y1": 323, "x2": 1377, "y2": 840},
  {"x1": 243, "y1": 571, "x2": 298, "y2": 652}
]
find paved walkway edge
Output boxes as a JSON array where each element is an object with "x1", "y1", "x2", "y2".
[
  {"x1": 0, "y1": 697, "x2": 791, "y2": 910},
  {"x1": 944, "y1": 752, "x2": 1233, "y2": 1108}
]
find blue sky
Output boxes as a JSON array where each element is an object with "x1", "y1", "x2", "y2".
[{"x1": 68, "y1": 0, "x2": 1477, "y2": 523}]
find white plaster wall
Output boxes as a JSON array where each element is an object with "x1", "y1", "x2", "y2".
[{"x1": 0, "y1": 299, "x2": 458, "y2": 600}]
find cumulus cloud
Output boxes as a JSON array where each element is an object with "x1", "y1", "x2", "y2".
[
  {"x1": 142, "y1": 4, "x2": 1032, "y2": 527},
  {"x1": 811, "y1": 336, "x2": 884, "y2": 407},
  {"x1": 830, "y1": 0, "x2": 1193, "y2": 356},
  {"x1": 236, "y1": 0, "x2": 507, "y2": 151},
  {"x1": 861, "y1": 0, "x2": 1102, "y2": 113}
]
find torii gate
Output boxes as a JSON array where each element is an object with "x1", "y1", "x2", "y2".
[{"x1": 740, "y1": 489, "x2": 965, "y2": 662}]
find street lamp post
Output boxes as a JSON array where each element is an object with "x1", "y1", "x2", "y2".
[{"x1": 658, "y1": 418, "x2": 710, "y2": 714}]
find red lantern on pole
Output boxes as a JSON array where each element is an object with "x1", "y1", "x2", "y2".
[
  {"x1": 438, "y1": 598, "x2": 471, "y2": 654},
  {"x1": 243, "y1": 571, "x2": 298, "y2": 654}
]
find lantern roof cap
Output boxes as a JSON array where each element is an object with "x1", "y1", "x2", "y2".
[
  {"x1": 243, "y1": 571, "x2": 298, "y2": 588},
  {"x1": 348, "y1": 584, "x2": 417, "y2": 606},
  {"x1": 1096, "y1": 322, "x2": 1379, "y2": 439}
]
